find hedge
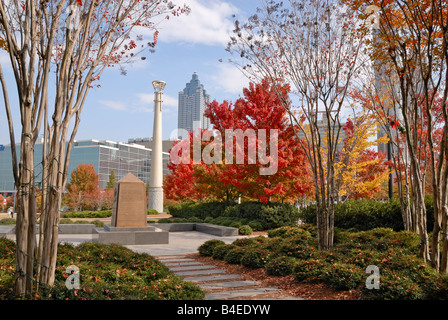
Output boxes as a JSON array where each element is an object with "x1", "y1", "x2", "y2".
[
  {"x1": 63, "y1": 208, "x2": 159, "y2": 219},
  {"x1": 168, "y1": 201, "x2": 300, "y2": 230},
  {"x1": 298, "y1": 198, "x2": 435, "y2": 231}
]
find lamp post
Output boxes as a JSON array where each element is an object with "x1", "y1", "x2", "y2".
[{"x1": 148, "y1": 80, "x2": 166, "y2": 213}]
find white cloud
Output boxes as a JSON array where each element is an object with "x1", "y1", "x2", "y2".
[
  {"x1": 156, "y1": 0, "x2": 238, "y2": 46},
  {"x1": 135, "y1": 93, "x2": 178, "y2": 109},
  {"x1": 209, "y1": 63, "x2": 250, "y2": 95}
]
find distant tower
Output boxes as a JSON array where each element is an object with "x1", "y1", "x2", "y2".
[{"x1": 178, "y1": 72, "x2": 210, "y2": 134}]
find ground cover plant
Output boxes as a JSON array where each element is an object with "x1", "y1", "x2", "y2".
[
  {"x1": 198, "y1": 225, "x2": 448, "y2": 299},
  {"x1": 0, "y1": 239, "x2": 204, "y2": 300}
]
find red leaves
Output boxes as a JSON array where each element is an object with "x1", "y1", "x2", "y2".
[
  {"x1": 76, "y1": 0, "x2": 82, "y2": 6},
  {"x1": 153, "y1": 30, "x2": 159, "y2": 46},
  {"x1": 165, "y1": 78, "x2": 312, "y2": 202}
]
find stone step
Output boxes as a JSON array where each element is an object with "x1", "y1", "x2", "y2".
[
  {"x1": 169, "y1": 265, "x2": 218, "y2": 272},
  {"x1": 156, "y1": 254, "x2": 302, "y2": 300},
  {"x1": 198, "y1": 280, "x2": 261, "y2": 290},
  {"x1": 204, "y1": 287, "x2": 280, "y2": 300},
  {"x1": 158, "y1": 258, "x2": 197, "y2": 263},
  {"x1": 174, "y1": 269, "x2": 227, "y2": 277},
  {"x1": 164, "y1": 261, "x2": 204, "y2": 267},
  {"x1": 187, "y1": 274, "x2": 243, "y2": 282}
]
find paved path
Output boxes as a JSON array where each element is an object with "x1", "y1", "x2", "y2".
[{"x1": 155, "y1": 254, "x2": 303, "y2": 300}]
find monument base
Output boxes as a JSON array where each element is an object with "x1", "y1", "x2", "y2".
[
  {"x1": 148, "y1": 187, "x2": 164, "y2": 213},
  {"x1": 96, "y1": 224, "x2": 169, "y2": 245}
]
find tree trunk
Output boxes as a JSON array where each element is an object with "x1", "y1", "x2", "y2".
[{"x1": 15, "y1": 132, "x2": 36, "y2": 296}]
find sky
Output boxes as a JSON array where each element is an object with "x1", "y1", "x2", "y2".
[{"x1": 0, "y1": 0, "x2": 262, "y2": 146}]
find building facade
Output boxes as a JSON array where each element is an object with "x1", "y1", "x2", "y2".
[
  {"x1": 0, "y1": 139, "x2": 170, "y2": 192},
  {"x1": 178, "y1": 72, "x2": 211, "y2": 134}
]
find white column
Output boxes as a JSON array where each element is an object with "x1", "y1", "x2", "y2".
[{"x1": 148, "y1": 80, "x2": 166, "y2": 213}]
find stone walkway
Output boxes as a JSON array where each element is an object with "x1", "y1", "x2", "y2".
[{"x1": 155, "y1": 254, "x2": 303, "y2": 300}]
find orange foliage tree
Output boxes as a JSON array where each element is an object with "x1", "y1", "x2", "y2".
[{"x1": 343, "y1": 0, "x2": 448, "y2": 269}]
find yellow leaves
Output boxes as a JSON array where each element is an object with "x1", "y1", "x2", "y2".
[{"x1": 0, "y1": 36, "x2": 8, "y2": 52}]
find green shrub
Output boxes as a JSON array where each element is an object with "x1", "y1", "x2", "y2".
[
  {"x1": 361, "y1": 270, "x2": 426, "y2": 300},
  {"x1": 147, "y1": 209, "x2": 159, "y2": 215},
  {"x1": 293, "y1": 259, "x2": 329, "y2": 284},
  {"x1": 212, "y1": 244, "x2": 235, "y2": 260},
  {"x1": 323, "y1": 263, "x2": 364, "y2": 291},
  {"x1": 265, "y1": 256, "x2": 297, "y2": 276},
  {"x1": 167, "y1": 201, "x2": 233, "y2": 219},
  {"x1": 248, "y1": 220, "x2": 264, "y2": 231},
  {"x1": 240, "y1": 249, "x2": 268, "y2": 269},
  {"x1": 63, "y1": 210, "x2": 112, "y2": 219},
  {"x1": 168, "y1": 201, "x2": 300, "y2": 230},
  {"x1": 299, "y1": 199, "x2": 404, "y2": 231},
  {"x1": 230, "y1": 221, "x2": 243, "y2": 229},
  {"x1": 90, "y1": 220, "x2": 105, "y2": 227},
  {"x1": 59, "y1": 218, "x2": 74, "y2": 224},
  {"x1": 198, "y1": 239, "x2": 226, "y2": 257},
  {"x1": 224, "y1": 247, "x2": 246, "y2": 264},
  {"x1": 239, "y1": 225, "x2": 253, "y2": 235},
  {"x1": 0, "y1": 218, "x2": 16, "y2": 225},
  {"x1": 280, "y1": 244, "x2": 318, "y2": 260}
]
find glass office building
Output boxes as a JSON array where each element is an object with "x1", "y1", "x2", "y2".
[
  {"x1": 178, "y1": 72, "x2": 211, "y2": 134},
  {"x1": 0, "y1": 139, "x2": 170, "y2": 192}
]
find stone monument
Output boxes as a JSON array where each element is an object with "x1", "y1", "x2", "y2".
[
  {"x1": 111, "y1": 173, "x2": 147, "y2": 227},
  {"x1": 96, "y1": 173, "x2": 169, "y2": 245}
]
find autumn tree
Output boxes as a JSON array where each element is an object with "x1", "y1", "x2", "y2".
[
  {"x1": 335, "y1": 110, "x2": 390, "y2": 200},
  {"x1": 226, "y1": 0, "x2": 367, "y2": 250},
  {"x1": 65, "y1": 164, "x2": 99, "y2": 210},
  {"x1": 204, "y1": 79, "x2": 312, "y2": 203},
  {"x1": 165, "y1": 79, "x2": 312, "y2": 203},
  {"x1": 0, "y1": 0, "x2": 189, "y2": 295},
  {"x1": 344, "y1": 0, "x2": 448, "y2": 270}
]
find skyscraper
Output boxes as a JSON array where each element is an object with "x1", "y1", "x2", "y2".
[{"x1": 178, "y1": 72, "x2": 211, "y2": 133}]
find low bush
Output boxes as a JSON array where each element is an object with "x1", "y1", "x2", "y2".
[
  {"x1": 299, "y1": 198, "x2": 435, "y2": 232},
  {"x1": 63, "y1": 210, "x2": 112, "y2": 219},
  {"x1": 198, "y1": 240, "x2": 226, "y2": 257},
  {"x1": 212, "y1": 244, "x2": 235, "y2": 260},
  {"x1": 0, "y1": 240, "x2": 204, "y2": 300},
  {"x1": 238, "y1": 225, "x2": 253, "y2": 235},
  {"x1": 248, "y1": 220, "x2": 264, "y2": 231},
  {"x1": 293, "y1": 258, "x2": 329, "y2": 284},
  {"x1": 224, "y1": 247, "x2": 246, "y2": 264},
  {"x1": 168, "y1": 201, "x2": 300, "y2": 230},
  {"x1": 240, "y1": 248, "x2": 269, "y2": 269},
  {"x1": 265, "y1": 256, "x2": 297, "y2": 276},
  {"x1": 63, "y1": 208, "x2": 159, "y2": 219},
  {"x1": 323, "y1": 262, "x2": 365, "y2": 291},
  {"x1": 0, "y1": 218, "x2": 15, "y2": 225},
  {"x1": 147, "y1": 209, "x2": 159, "y2": 215}
]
